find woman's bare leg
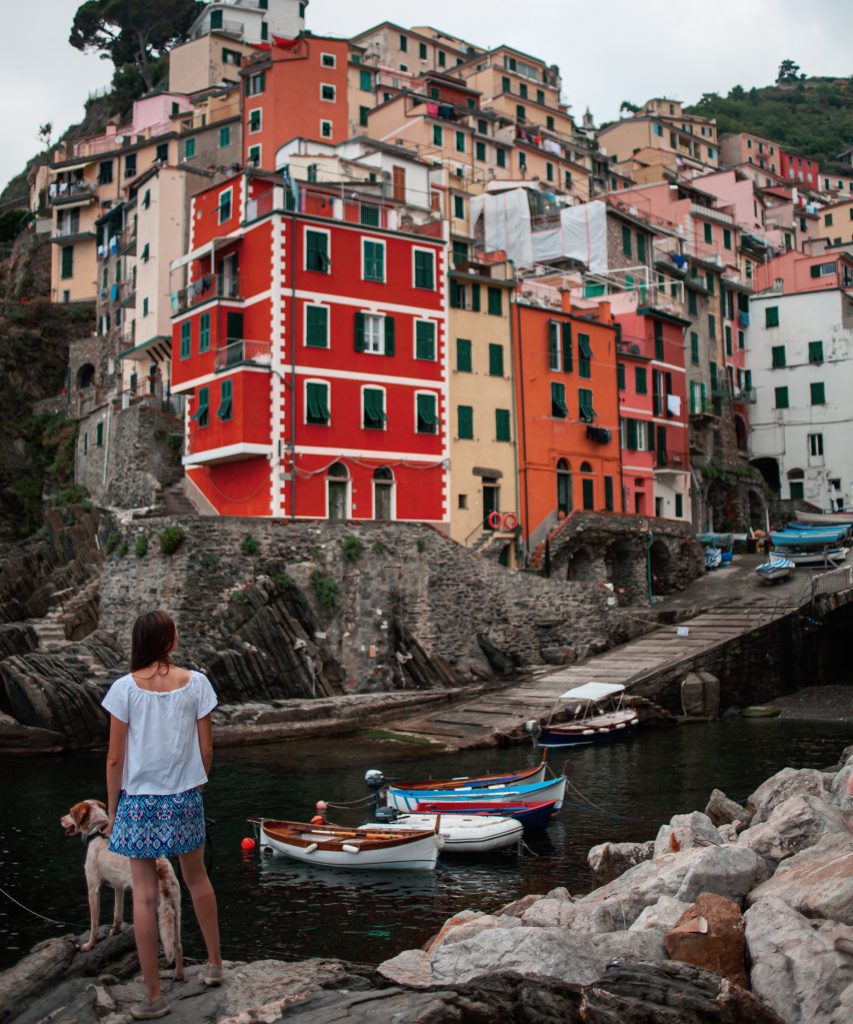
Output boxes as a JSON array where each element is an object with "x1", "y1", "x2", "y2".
[
  {"x1": 129, "y1": 859, "x2": 162, "y2": 1001},
  {"x1": 177, "y1": 845, "x2": 221, "y2": 966}
]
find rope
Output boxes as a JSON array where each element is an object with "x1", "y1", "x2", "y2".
[
  {"x1": 324, "y1": 794, "x2": 376, "y2": 809},
  {"x1": 561, "y1": 776, "x2": 650, "y2": 823},
  {"x1": 0, "y1": 885, "x2": 82, "y2": 929}
]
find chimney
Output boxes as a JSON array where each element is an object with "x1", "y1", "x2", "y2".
[{"x1": 560, "y1": 289, "x2": 572, "y2": 314}]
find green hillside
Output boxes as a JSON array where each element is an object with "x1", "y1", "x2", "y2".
[{"x1": 685, "y1": 75, "x2": 853, "y2": 173}]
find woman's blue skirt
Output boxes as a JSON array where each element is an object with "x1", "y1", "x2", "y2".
[{"x1": 109, "y1": 788, "x2": 206, "y2": 858}]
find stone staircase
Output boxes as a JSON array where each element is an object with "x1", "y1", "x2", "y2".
[
  {"x1": 160, "y1": 479, "x2": 196, "y2": 517},
  {"x1": 27, "y1": 604, "x2": 120, "y2": 689},
  {"x1": 29, "y1": 606, "x2": 67, "y2": 652}
]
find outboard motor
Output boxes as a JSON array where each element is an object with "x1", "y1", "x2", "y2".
[
  {"x1": 373, "y1": 806, "x2": 399, "y2": 824},
  {"x1": 365, "y1": 769, "x2": 387, "y2": 811}
]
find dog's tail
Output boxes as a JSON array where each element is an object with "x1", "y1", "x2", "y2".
[{"x1": 155, "y1": 863, "x2": 181, "y2": 965}]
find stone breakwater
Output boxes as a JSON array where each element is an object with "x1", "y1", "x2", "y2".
[{"x1": 2, "y1": 748, "x2": 850, "y2": 1024}]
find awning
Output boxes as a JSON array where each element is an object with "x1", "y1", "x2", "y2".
[
  {"x1": 52, "y1": 161, "x2": 94, "y2": 174},
  {"x1": 473, "y1": 467, "x2": 503, "y2": 479},
  {"x1": 169, "y1": 236, "x2": 232, "y2": 273},
  {"x1": 53, "y1": 197, "x2": 95, "y2": 210},
  {"x1": 559, "y1": 682, "x2": 625, "y2": 702}
]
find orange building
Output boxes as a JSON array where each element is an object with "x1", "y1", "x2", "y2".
[
  {"x1": 240, "y1": 35, "x2": 352, "y2": 169},
  {"x1": 512, "y1": 297, "x2": 622, "y2": 550}
]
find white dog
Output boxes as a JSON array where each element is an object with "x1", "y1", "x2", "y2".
[{"x1": 60, "y1": 799, "x2": 184, "y2": 979}]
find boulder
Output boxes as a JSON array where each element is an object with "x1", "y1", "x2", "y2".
[
  {"x1": 745, "y1": 897, "x2": 853, "y2": 1024},
  {"x1": 654, "y1": 811, "x2": 724, "y2": 858},
  {"x1": 435, "y1": 914, "x2": 522, "y2": 950},
  {"x1": 665, "y1": 893, "x2": 748, "y2": 988},
  {"x1": 0, "y1": 712, "x2": 66, "y2": 754},
  {"x1": 376, "y1": 949, "x2": 432, "y2": 989},
  {"x1": 522, "y1": 898, "x2": 621, "y2": 934},
  {"x1": 422, "y1": 910, "x2": 484, "y2": 954},
  {"x1": 746, "y1": 833, "x2": 853, "y2": 925},
  {"x1": 828, "y1": 758, "x2": 853, "y2": 809},
  {"x1": 495, "y1": 893, "x2": 543, "y2": 919},
  {"x1": 718, "y1": 823, "x2": 739, "y2": 843},
  {"x1": 706, "y1": 788, "x2": 752, "y2": 828},
  {"x1": 430, "y1": 925, "x2": 664, "y2": 987},
  {"x1": 675, "y1": 844, "x2": 765, "y2": 904},
  {"x1": 746, "y1": 767, "x2": 832, "y2": 825},
  {"x1": 587, "y1": 840, "x2": 654, "y2": 886},
  {"x1": 629, "y1": 896, "x2": 691, "y2": 933},
  {"x1": 737, "y1": 795, "x2": 849, "y2": 869}
]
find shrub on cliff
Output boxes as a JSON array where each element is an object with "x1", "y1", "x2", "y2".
[
  {"x1": 311, "y1": 572, "x2": 340, "y2": 612},
  {"x1": 241, "y1": 534, "x2": 260, "y2": 556},
  {"x1": 343, "y1": 535, "x2": 365, "y2": 562},
  {"x1": 158, "y1": 525, "x2": 184, "y2": 556},
  {"x1": 134, "y1": 536, "x2": 148, "y2": 558}
]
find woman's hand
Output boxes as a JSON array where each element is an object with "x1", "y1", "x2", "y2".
[{"x1": 103, "y1": 813, "x2": 116, "y2": 838}]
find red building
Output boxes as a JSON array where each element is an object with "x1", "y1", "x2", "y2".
[
  {"x1": 511, "y1": 295, "x2": 623, "y2": 548},
  {"x1": 241, "y1": 35, "x2": 352, "y2": 170},
  {"x1": 779, "y1": 150, "x2": 820, "y2": 190},
  {"x1": 170, "y1": 171, "x2": 448, "y2": 522}
]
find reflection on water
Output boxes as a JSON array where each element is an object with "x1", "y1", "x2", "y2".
[{"x1": 0, "y1": 717, "x2": 849, "y2": 969}]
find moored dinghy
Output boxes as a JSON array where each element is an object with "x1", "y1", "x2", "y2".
[
  {"x1": 416, "y1": 799, "x2": 556, "y2": 831},
  {"x1": 253, "y1": 819, "x2": 441, "y2": 871},
  {"x1": 390, "y1": 756, "x2": 548, "y2": 792},
  {"x1": 384, "y1": 774, "x2": 567, "y2": 813},
  {"x1": 364, "y1": 808, "x2": 524, "y2": 853}
]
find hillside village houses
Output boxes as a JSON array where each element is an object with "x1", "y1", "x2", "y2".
[{"x1": 30, "y1": 0, "x2": 853, "y2": 564}]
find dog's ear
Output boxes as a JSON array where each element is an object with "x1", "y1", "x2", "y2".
[
  {"x1": 74, "y1": 803, "x2": 91, "y2": 825},
  {"x1": 95, "y1": 800, "x2": 107, "y2": 810}
]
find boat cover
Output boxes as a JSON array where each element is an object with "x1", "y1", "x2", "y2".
[{"x1": 559, "y1": 682, "x2": 625, "y2": 702}]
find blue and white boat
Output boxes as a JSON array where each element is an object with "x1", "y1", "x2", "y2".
[
  {"x1": 770, "y1": 528, "x2": 848, "y2": 547},
  {"x1": 386, "y1": 775, "x2": 567, "y2": 814},
  {"x1": 755, "y1": 556, "x2": 795, "y2": 584}
]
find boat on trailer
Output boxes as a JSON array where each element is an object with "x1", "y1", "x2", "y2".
[
  {"x1": 755, "y1": 557, "x2": 795, "y2": 584},
  {"x1": 253, "y1": 819, "x2": 440, "y2": 870},
  {"x1": 782, "y1": 546, "x2": 849, "y2": 567},
  {"x1": 416, "y1": 799, "x2": 556, "y2": 831},
  {"x1": 384, "y1": 775, "x2": 567, "y2": 814},
  {"x1": 364, "y1": 808, "x2": 524, "y2": 853},
  {"x1": 531, "y1": 682, "x2": 639, "y2": 749}
]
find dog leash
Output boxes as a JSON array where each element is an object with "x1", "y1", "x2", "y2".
[{"x1": 0, "y1": 884, "x2": 83, "y2": 929}]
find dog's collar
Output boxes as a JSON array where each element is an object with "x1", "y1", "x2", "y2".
[{"x1": 81, "y1": 827, "x2": 107, "y2": 848}]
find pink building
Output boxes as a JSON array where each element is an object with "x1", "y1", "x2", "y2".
[{"x1": 752, "y1": 249, "x2": 853, "y2": 295}]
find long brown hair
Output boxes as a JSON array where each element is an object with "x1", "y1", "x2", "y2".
[{"x1": 131, "y1": 611, "x2": 177, "y2": 672}]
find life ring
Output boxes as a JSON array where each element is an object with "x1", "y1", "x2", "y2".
[
  {"x1": 487, "y1": 511, "x2": 503, "y2": 530},
  {"x1": 503, "y1": 513, "x2": 518, "y2": 531}
]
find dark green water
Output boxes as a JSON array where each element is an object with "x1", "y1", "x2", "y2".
[{"x1": 1, "y1": 718, "x2": 849, "y2": 970}]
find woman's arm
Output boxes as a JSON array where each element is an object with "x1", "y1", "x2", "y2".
[
  {"x1": 198, "y1": 714, "x2": 213, "y2": 777},
  {"x1": 105, "y1": 715, "x2": 128, "y2": 834}
]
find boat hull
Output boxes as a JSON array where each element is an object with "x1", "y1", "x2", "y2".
[
  {"x1": 756, "y1": 558, "x2": 794, "y2": 583},
  {"x1": 388, "y1": 776, "x2": 566, "y2": 813},
  {"x1": 258, "y1": 821, "x2": 439, "y2": 871},
  {"x1": 797, "y1": 511, "x2": 853, "y2": 526},
  {"x1": 416, "y1": 800, "x2": 556, "y2": 830},
  {"x1": 392, "y1": 760, "x2": 547, "y2": 792},
  {"x1": 536, "y1": 710, "x2": 638, "y2": 749},
  {"x1": 775, "y1": 546, "x2": 848, "y2": 566},
  {"x1": 366, "y1": 813, "x2": 523, "y2": 853}
]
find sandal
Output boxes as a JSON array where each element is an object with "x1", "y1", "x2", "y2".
[
  {"x1": 203, "y1": 964, "x2": 223, "y2": 987},
  {"x1": 129, "y1": 996, "x2": 170, "y2": 1020}
]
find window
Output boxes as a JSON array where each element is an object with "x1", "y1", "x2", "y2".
[
  {"x1": 156, "y1": 142, "x2": 168, "y2": 162},
  {"x1": 248, "y1": 108, "x2": 262, "y2": 133},
  {"x1": 690, "y1": 332, "x2": 699, "y2": 364},
  {"x1": 438, "y1": 50, "x2": 446, "y2": 68},
  {"x1": 359, "y1": 105, "x2": 369, "y2": 127},
  {"x1": 95, "y1": 423, "x2": 103, "y2": 447},
  {"x1": 414, "y1": 249, "x2": 435, "y2": 289},
  {"x1": 604, "y1": 476, "x2": 614, "y2": 512},
  {"x1": 636, "y1": 233, "x2": 646, "y2": 262},
  {"x1": 811, "y1": 381, "x2": 826, "y2": 405},
  {"x1": 519, "y1": 83, "x2": 528, "y2": 99},
  {"x1": 199, "y1": 313, "x2": 211, "y2": 353},
  {"x1": 578, "y1": 333, "x2": 592, "y2": 378},
  {"x1": 433, "y1": 124, "x2": 443, "y2": 146},
  {"x1": 180, "y1": 320, "x2": 191, "y2": 359},
  {"x1": 248, "y1": 145, "x2": 261, "y2": 166},
  {"x1": 810, "y1": 262, "x2": 836, "y2": 278},
  {"x1": 301, "y1": 381, "x2": 329, "y2": 426},
  {"x1": 321, "y1": 83, "x2": 336, "y2": 102},
  {"x1": 518, "y1": 151, "x2": 526, "y2": 170},
  {"x1": 545, "y1": 162, "x2": 554, "y2": 182},
  {"x1": 621, "y1": 225, "x2": 632, "y2": 258},
  {"x1": 635, "y1": 366, "x2": 648, "y2": 394},
  {"x1": 416, "y1": 392, "x2": 438, "y2": 433},
  {"x1": 703, "y1": 222, "x2": 712, "y2": 245},
  {"x1": 419, "y1": 42, "x2": 427, "y2": 60},
  {"x1": 808, "y1": 340, "x2": 824, "y2": 364},
  {"x1": 725, "y1": 325, "x2": 732, "y2": 356},
  {"x1": 320, "y1": 120, "x2": 332, "y2": 139},
  {"x1": 551, "y1": 382, "x2": 568, "y2": 418},
  {"x1": 184, "y1": 137, "x2": 196, "y2": 160},
  {"x1": 453, "y1": 195, "x2": 465, "y2": 220},
  {"x1": 246, "y1": 71, "x2": 265, "y2": 96},
  {"x1": 476, "y1": 141, "x2": 486, "y2": 162},
  {"x1": 217, "y1": 379, "x2": 233, "y2": 422},
  {"x1": 222, "y1": 47, "x2": 241, "y2": 66},
  {"x1": 502, "y1": 75, "x2": 511, "y2": 93},
  {"x1": 487, "y1": 287, "x2": 502, "y2": 316},
  {"x1": 362, "y1": 239, "x2": 385, "y2": 282},
  {"x1": 771, "y1": 345, "x2": 786, "y2": 368},
  {"x1": 83, "y1": 432, "x2": 88, "y2": 455},
  {"x1": 582, "y1": 477, "x2": 594, "y2": 511},
  {"x1": 674, "y1": 493, "x2": 683, "y2": 518},
  {"x1": 652, "y1": 123, "x2": 663, "y2": 137},
  {"x1": 808, "y1": 433, "x2": 824, "y2": 457},
  {"x1": 415, "y1": 321, "x2": 436, "y2": 360},
  {"x1": 496, "y1": 147, "x2": 506, "y2": 169},
  {"x1": 210, "y1": 8, "x2": 223, "y2": 29},
  {"x1": 398, "y1": 33, "x2": 408, "y2": 52},
  {"x1": 775, "y1": 386, "x2": 789, "y2": 409},
  {"x1": 457, "y1": 405, "x2": 474, "y2": 440},
  {"x1": 687, "y1": 290, "x2": 697, "y2": 316},
  {"x1": 825, "y1": 213, "x2": 834, "y2": 227},
  {"x1": 516, "y1": 104, "x2": 526, "y2": 121},
  {"x1": 765, "y1": 306, "x2": 779, "y2": 327},
  {"x1": 495, "y1": 409, "x2": 511, "y2": 442},
  {"x1": 578, "y1": 388, "x2": 595, "y2": 423},
  {"x1": 322, "y1": 52, "x2": 336, "y2": 67},
  {"x1": 455, "y1": 131, "x2": 465, "y2": 153},
  {"x1": 456, "y1": 338, "x2": 472, "y2": 372},
  {"x1": 708, "y1": 314, "x2": 716, "y2": 339},
  {"x1": 355, "y1": 312, "x2": 394, "y2": 355},
  {"x1": 218, "y1": 125, "x2": 231, "y2": 148},
  {"x1": 60, "y1": 245, "x2": 74, "y2": 279},
  {"x1": 654, "y1": 320, "x2": 664, "y2": 360},
  {"x1": 125, "y1": 153, "x2": 137, "y2": 178},
  {"x1": 142, "y1": 298, "x2": 148, "y2": 317},
  {"x1": 362, "y1": 388, "x2": 386, "y2": 430},
  {"x1": 191, "y1": 387, "x2": 209, "y2": 428},
  {"x1": 488, "y1": 343, "x2": 504, "y2": 377},
  {"x1": 305, "y1": 305, "x2": 329, "y2": 348},
  {"x1": 218, "y1": 188, "x2": 232, "y2": 224},
  {"x1": 790, "y1": 480, "x2": 804, "y2": 500},
  {"x1": 723, "y1": 228, "x2": 732, "y2": 249},
  {"x1": 359, "y1": 69, "x2": 372, "y2": 92},
  {"x1": 99, "y1": 160, "x2": 113, "y2": 184},
  {"x1": 306, "y1": 229, "x2": 330, "y2": 272}
]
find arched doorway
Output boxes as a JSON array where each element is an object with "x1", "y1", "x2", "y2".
[
  {"x1": 327, "y1": 462, "x2": 350, "y2": 520},
  {"x1": 787, "y1": 467, "x2": 804, "y2": 501},
  {"x1": 76, "y1": 363, "x2": 95, "y2": 389},
  {"x1": 605, "y1": 539, "x2": 636, "y2": 598},
  {"x1": 566, "y1": 546, "x2": 596, "y2": 581},
  {"x1": 373, "y1": 466, "x2": 394, "y2": 520},
  {"x1": 734, "y1": 414, "x2": 748, "y2": 452},
  {"x1": 556, "y1": 459, "x2": 572, "y2": 516},
  {"x1": 580, "y1": 461, "x2": 594, "y2": 510},
  {"x1": 751, "y1": 457, "x2": 780, "y2": 495}
]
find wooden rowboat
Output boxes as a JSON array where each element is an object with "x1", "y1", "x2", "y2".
[
  {"x1": 387, "y1": 776, "x2": 566, "y2": 813},
  {"x1": 253, "y1": 819, "x2": 441, "y2": 871},
  {"x1": 391, "y1": 756, "x2": 548, "y2": 792}
]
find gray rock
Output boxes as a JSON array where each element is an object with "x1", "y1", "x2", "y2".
[
  {"x1": 746, "y1": 834, "x2": 853, "y2": 925},
  {"x1": 705, "y1": 787, "x2": 751, "y2": 828},
  {"x1": 737, "y1": 795, "x2": 849, "y2": 869},
  {"x1": 747, "y1": 767, "x2": 833, "y2": 825},
  {"x1": 495, "y1": 893, "x2": 543, "y2": 918},
  {"x1": 718, "y1": 823, "x2": 739, "y2": 842},
  {"x1": 654, "y1": 811, "x2": 724, "y2": 858},
  {"x1": 828, "y1": 758, "x2": 853, "y2": 809},
  {"x1": 745, "y1": 898, "x2": 853, "y2": 1024},
  {"x1": 587, "y1": 840, "x2": 654, "y2": 886},
  {"x1": 430, "y1": 924, "x2": 664, "y2": 987},
  {"x1": 522, "y1": 898, "x2": 621, "y2": 934},
  {"x1": 376, "y1": 949, "x2": 432, "y2": 989},
  {"x1": 629, "y1": 896, "x2": 691, "y2": 933},
  {"x1": 675, "y1": 844, "x2": 765, "y2": 904}
]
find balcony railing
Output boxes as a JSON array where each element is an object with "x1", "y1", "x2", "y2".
[
  {"x1": 173, "y1": 274, "x2": 241, "y2": 314},
  {"x1": 49, "y1": 180, "x2": 97, "y2": 204},
  {"x1": 732, "y1": 387, "x2": 756, "y2": 404},
  {"x1": 214, "y1": 338, "x2": 271, "y2": 372}
]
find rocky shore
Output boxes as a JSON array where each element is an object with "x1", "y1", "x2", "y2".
[{"x1": 3, "y1": 747, "x2": 850, "y2": 1024}]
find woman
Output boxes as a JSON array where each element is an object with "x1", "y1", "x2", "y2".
[{"x1": 102, "y1": 610, "x2": 222, "y2": 1020}]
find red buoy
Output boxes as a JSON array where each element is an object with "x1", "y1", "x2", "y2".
[{"x1": 241, "y1": 837, "x2": 256, "y2": 851}]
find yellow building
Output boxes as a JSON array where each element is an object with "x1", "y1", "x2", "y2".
[
  {"x1": 447, "y1": 257, "x2": 519, "y2": 563},
  {"x1": 598, "y1": 98, "x2": 718, "y2": 175},
  {"x1": 817, "y1": 198, "x2": 853, "y2": 247}
]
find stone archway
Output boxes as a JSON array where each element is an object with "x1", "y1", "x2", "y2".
[
  {"x1": 734, "y1": 414, "x2": 748, "y2": 452},
  {"x1": 751, "y1": 457, "x2": 780, "y2": 495},
  {"x1": 604, "y1": 538, "x2": 642, "y2": 604},
  {"x1": 566, "y1": 546, "x2": 596, "y2": 582},
  {"x1": 76, "y1": 363, "x2": 95, "y2": 389}
]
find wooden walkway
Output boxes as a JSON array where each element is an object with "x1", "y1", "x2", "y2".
[{"x1": 387, "y1": 557, "x2": 851, "y2": 749}]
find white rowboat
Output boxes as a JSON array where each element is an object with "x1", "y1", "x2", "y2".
[
  {"x1": 255, "y1": 819, "x2": 440, "y2": 871},
  {"x1": 363, "y1": 812, "x2": 524, "y2": 853}
]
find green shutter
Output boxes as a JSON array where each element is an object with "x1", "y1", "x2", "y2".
[
  {"x1": 582, "y1": 477, "x2": 594, "y2": 510},
  {"x1": 363, "y1": 388, "x2": 386, "y2": 427},
  {"x1": 141, "y1": 243, "x2": 150, "y2": 262},
  {"x1": 548, "y1": 321, "x2": 560, "y2": 370},
  {"x1": 457, "y1": 338, "x2": 472, "y2": 372},
  {"x1": 142, "y1": 189, "x2": 151, "y2": 209},
  {"x1": 364, "y1": 240, "x2": 384, "y2": 281},
  {"x1": 647, "y1": 421, "x2": 655, "y2": 450},
  {"x1": 487, "y1": 287, "x2": 502, "y2": 315},
  {"x1": 488, "y1": 344, "x2": 504, "y2": 377},
  {"x1": 414, "y1": 250, "x2": 434, "y2": 289},
  {"x1": 622, "y1": 225, "x2": 632, "y2": 257},
  {"x1": 775, "y1": 386, "x2": 789, "y2": 409},
  {"x1": 578, "y1": 388, "x2": 596, "y2": 422},
  {"x1": 415, "y1": 321, "x2": 435, "y2": 360},
  {"x1": 635, "y1": 367, "x2": 647, "y2": 394},
  {"x1": 417, "y1": 393, "x2": 438, "y2": 432},
  {"x1": 495, "y1": 409, "x2": 511, "y2": 442},
  {"x1": 617, "y1": 363, "x2": 626, "y2": 390},
  {"x1": 772, "y1": 345, "x2": 786, "y2": 368},
  {"x1": 455, "y1": 130, "x2": 465, "y2": 153},
  {"x1": 219, "y1": 126, "x2": 230, "y2": 148},
  {"x1": 688, "y1": 290, "x2": 697, "y2": 315},
  {"x1": 61, "y1": 245, "x2": 73, "y2": 279},
  {"x1": 457, "y1": 405, "x2": 474, "y2": 439},
  {"x1": 808, "y1": 340, "x2": 823, "y2": 363},
  {"x1": 217, "y1": 379, "x2": 233, "y2": 421},
  {"x1": 470, "y1": 284, "x2": 481, "y2": 311},
  {"x1": 180, "y1": 320, "x2": 191, "y2": 359},
  {"x1": 810, "y1": 381, "x2": 825, "y2": 405},
  {"x1": 626, "y1": 418, "x2": 638, "y2": 450},
  {"x1": 306, "y1": 306, "x2": 328, "y2": 347},
  {"x1": 384, "y1": 315, "x2": 395, "y2": 355},
  {"x1": 765, "y1": 306, "x2": 779, "y2": 327},
  {"x1": 637, "y1": 234, "x2": 646, "y2": 262},
  {"x1": 725, "y1": 325, "x2": 732, "y2": 356},
  {"x1": 354, "y1": 311, "x2": 366, "y2": 351},
  {"x1": 561, "y1": 322, "x2": 573, "y2": 372},
  {"x1": 433, "y1": 124, "x2": 443, "y2": 146},
  {"x1": 199, "y1": 313, "x2": 211, "y2": 352},
  {"x1": 551, "y1": 382, "x2": 568, "y2": 417},
  {"x1": 191, "y1": 386, "x2": 209, "y2": 427},
  {"x1": 306, "y1": 382, "x2": 330, "y2": 424},
  {"x1": 690, "y1": 331, "x2": 699, "y2": 364},
  {"x1": 708, "y1": 314, "x2": 716, "y2": 339},
  {"x1": 306, "y1": 231, "x2": 328, "y2": 271},
  {"x1": 578, "y1": 333, "x2": 592, "y2": 378},
  {"x1": 604, "y1": 476, "x2": 614, "y2": 511}
]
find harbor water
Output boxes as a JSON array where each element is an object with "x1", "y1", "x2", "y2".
[{"x1": 1, "y1": 717, "x2": 849, "y2": 971}]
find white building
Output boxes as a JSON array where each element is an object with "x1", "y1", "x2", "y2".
[
  {"x1": 749, "y1": 286, "x2": 853, "y2": 510},
  {"x1": 189, "y1": 0, "x2": 307, "y2": 46}
]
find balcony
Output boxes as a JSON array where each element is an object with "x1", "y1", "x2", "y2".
[
  {"x1": 173, "y1": 273, "x2": 242, "y2": 314},
  {"x1": 49, "y1": 180, "x2": 97, "y2": 206},
  {"x1": 732, "y1": 387, "x2": 756, "y2": 404},
  {"x1": 214, "y1": 338, "x2": 271, "y2": 372},
  {"x1": 654, "y1": 451, "x2": 686, "y2": 472}
]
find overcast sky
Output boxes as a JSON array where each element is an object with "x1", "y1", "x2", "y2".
[{"x1": 3, "y1": 0, "x2": 852, "y2": 197}]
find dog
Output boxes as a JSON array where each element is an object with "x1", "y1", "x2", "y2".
[{"x1": 60, "y1": 799, "x2": 184, "y2": 979}]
